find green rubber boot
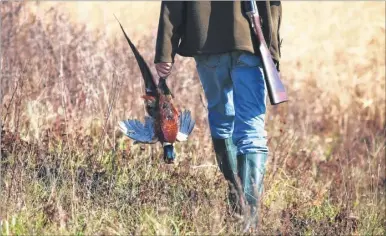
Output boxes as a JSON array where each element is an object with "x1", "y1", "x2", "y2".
[
  {"x1": 237, "y1": 152, "x2": 268, "y2": 232},
  {"x1": 212, "y1": 137, "x2": 244, "y2": 214}
]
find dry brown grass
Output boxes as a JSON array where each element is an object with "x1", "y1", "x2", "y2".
[{"x1": 1, "y1": 1, "x2": 385, "y2": 235}]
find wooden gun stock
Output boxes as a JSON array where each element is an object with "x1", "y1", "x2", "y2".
[{"x1": 245, "y1": 1, "x2": 288, "y2": 105}]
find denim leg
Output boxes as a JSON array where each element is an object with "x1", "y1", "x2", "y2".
[
  {"x1": 194, "y1": 53, "x2": 235, "y2": 139},
  {"x1": 231, "y1": 52, "x2": 268, "y2": 155}
]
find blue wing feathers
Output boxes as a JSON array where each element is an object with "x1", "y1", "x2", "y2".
[
  {"x1": 118, "y1": 116, "x2": 156, "y2": 143},
  {"x1": 179, "y1": 110, "x2": 195, "y2": 136}
]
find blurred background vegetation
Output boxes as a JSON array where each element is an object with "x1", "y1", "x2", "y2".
[{"x1": 1, "y1": 1, "x2": 385, "y2": 235}]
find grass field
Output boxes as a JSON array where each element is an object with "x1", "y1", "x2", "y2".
[{"x1": 1, "y1": 1, "x2": 385, "y2": 235}]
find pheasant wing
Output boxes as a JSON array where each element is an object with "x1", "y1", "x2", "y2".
[
  {"x1": 176, "y1": 109, "x2": 195, "y2": 142},
  {"x1": 118, "y1": 116, "x2": 158, "y2": 144}
]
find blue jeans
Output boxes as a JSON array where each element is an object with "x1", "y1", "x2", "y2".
[{"x1": 194, "y1": 51, "x2": 268, "y2": 155}]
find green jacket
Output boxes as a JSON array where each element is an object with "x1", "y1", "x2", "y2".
[{"x1": 154, "y1": 1, "x2": 282, "y2": 67}]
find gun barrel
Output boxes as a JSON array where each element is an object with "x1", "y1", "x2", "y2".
[
  {"x1": 243, "y1": 1, "x2": 289, "y2": 105},
  {"x1": 244, "y1": 0, "x2": 258, "y2": 15}
]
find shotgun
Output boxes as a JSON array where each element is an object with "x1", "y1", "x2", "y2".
[{"x1": 244, "y1": 1, "x2": 288, "y2": 105}]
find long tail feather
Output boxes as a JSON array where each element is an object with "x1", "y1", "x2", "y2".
[{"x1": 114, "y1": 15, "x2": 157, "y2": 96}]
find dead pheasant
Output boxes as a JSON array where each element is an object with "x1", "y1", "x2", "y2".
[{"x1": 115, "y1": 17, "x2": 195, "y2": 163}]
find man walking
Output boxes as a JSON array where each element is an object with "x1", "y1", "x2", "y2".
[{"x1": 154, "y1": 1, "x2": 282, "y2": 231}]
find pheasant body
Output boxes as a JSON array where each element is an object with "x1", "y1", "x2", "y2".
[{"x1": 116, "y1": 18, "x2": 195, "y2": 163}]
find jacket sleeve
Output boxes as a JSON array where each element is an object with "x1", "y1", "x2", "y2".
[
  {"x1": 154, "y1": 1, "x2": 185, "y2": 64},
  {"x1": 268, "y1": 1, "x2": 282, "y2": 71}
]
